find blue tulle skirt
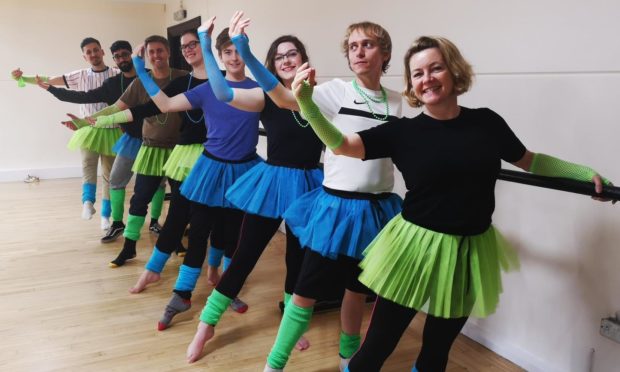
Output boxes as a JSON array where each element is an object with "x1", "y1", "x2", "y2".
[
  {"x1": 112, "y1": 133, "x2": 142, "y2": 160},
  {"x1": 225, "y1": 162, "x2": 323, "y2": 219},
  {"x1": 283, "y1": 187, "x2": 403, "y2": 260},
  {"x1": 180, "y1": 152, "x2": 263, "y2": 208}
]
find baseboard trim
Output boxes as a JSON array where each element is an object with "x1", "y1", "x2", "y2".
[{"x1": 0, "y1": 166, "x2": 84, "y2": 182}]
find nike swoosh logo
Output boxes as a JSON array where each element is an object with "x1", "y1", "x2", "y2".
[{"x1": 353, "y1": 100, "x2": 366, "y2": 104}]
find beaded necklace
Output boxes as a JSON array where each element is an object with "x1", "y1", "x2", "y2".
[
  {"x1": 290, "y1": 110, "x2": 309, "y2": 128},
  {"x1": 149, "y1": 70, "x2": 172, "y2": 125},
  {"x1": 352, "y1": 80, "x2": 389, "y2": 121},
  {"x1": 185, "y1": 72, "x2": 204, "y2": 123}
]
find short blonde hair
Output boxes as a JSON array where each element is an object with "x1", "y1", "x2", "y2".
[
  {"x1": 341, "y1": 21, "x2": 392, "y2": 73},
  {"x1": 403, "y1": 36, "x2": 474, "y2": 108}
]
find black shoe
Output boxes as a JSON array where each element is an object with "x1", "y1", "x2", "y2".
[
  {"x1": 149, "y1": 220, "x2": 162, "y2": 235},
  {"x1": 101, "y1": 222, "x2": 125, "y2": 244}
]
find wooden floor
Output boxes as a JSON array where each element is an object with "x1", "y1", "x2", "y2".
[{"x1": 0, "y1": 178, "x2": 524, "y2": 372}]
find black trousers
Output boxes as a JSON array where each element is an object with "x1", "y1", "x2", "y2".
[
  {"x1": 348, "y1": 296, "x2": 468, "y2": 372},
  {"x1": 216, "y1": 213, "x2": 304, "y2": 299},
  {"x1": 153, "y1": 179, "x2": 188, "y2": 254},
  {"x1": 128, "y1": 174, "x2": 164, "y2": 216}
]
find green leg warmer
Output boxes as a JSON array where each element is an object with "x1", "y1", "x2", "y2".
[
  {"x1": 267, "y1": 303, "x2": 313, "y2": 369},
  {"x1": 110, "y1": 188, "x2": 126, "y2": 223},
  {"x1": 339, "y1": 331, "x2": 361, "y2": 359},
  {"x1": 150, "y1": 187, "x2": 165, "y2": 220},
  {"x1": 123, "y1": 214, "x2": 146, "y2": 241},
  {"x1": 199, "y1": 289, "x2": 233, "y2": 326},
  {"x1": 283, "y1": 292, "x2": 292, "y2": 308}
]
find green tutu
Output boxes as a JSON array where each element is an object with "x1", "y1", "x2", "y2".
[
  {"x1": 359, "y1": 214, "x2": 519, "y2": 318},
  {"x1": 162, "y1": 144, "x2": 203, "y2": 182},
  {"x1": 67, "y1": 126, "x2": 122, "y2": 156},
  {"x1": 132, "y1": 145, "x2": 173, "y2": 177}
]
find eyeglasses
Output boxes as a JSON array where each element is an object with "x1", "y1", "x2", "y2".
[
  {"x1": 112, "y1": 52, "x2": 131, "y2": 61},
  {"x1": 180, "y1": 40, "x2": 199, "y2": 52},
  {"x1": 274, "y1": 50, "x2": 299, "y2": 63}
]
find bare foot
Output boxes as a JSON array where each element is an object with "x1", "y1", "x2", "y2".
[
  {"x1": 187, "y1": 321, "x2": 215, "y2": 363},
  {"x1": 295, "y1": 334, "x2": 311, "y2": 351},
  {"x1": 129, "y1": 270, "x2": 161, "y2": 294},
  {"x1": 207, "y1": 265, "x2": 220, "y2": 286}
]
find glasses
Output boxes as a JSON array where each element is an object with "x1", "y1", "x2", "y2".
[
  {"x1": 180, "y1": 40, "x2": 199, "y2": 52},
  {"x1": 112, "y1": 52, "x2": 131, "y2": 61},
  {"x1": 274, "y1": 50, "x2": 299, "y2": 63}
]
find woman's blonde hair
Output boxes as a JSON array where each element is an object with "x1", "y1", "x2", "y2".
[{"x1": 403, "y1": 36, "x2": 474, "y2": 107}]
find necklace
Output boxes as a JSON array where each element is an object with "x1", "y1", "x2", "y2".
[
  {"x1": 352, "y1": 80, "x2": 389, "y2": 121},
  {"x1": 185, "y1": 72, "x2": 204, "y2": 123},
  {"x1": 291, "y1": 110, "x2": 309, "y2": 128},
  {"x1": 150, "y1": 70, "x2": 172, "y2": 125}
]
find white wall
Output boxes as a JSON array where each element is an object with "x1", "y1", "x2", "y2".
[
  {"x1": 0, "y1": 0, "x2": 165, "y2": 181},
  {"x1": 161, "y1": 1, "x2": 620, "y2": 371}
]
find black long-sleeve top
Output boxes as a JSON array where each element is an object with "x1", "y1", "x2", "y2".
[{"x1": 47, "y1": 73, "x2": 142, "y2": 138}]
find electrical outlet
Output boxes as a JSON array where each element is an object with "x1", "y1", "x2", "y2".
[{"x1": 600, "y1": 317, "x2": 620, "y2": 343}]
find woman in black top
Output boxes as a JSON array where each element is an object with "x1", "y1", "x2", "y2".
[{"x1": 293, "y1": 35, "x2": 611, "y2": 372}]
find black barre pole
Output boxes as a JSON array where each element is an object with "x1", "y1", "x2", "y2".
[
  {"x1": 498, "y1": 169, "x2": 620, "y2": 200},
  {"x1": 258, "y1": 129, "x2": 619, "y2": 200}
]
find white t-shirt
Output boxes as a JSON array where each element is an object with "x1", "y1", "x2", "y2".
[
  {"x1": 64, "y1": 67, "x2": 120, "y2": 117},
  {"x1": 313, "y1": 79, "x2": 402, "y2": 193}
]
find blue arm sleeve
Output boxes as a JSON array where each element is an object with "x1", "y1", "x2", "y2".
[
  {"x1": 198, "y1": 31, "x2": 233, "y2": 102},
  {"x1": 231, "y1": 34, "x2": 278, "y2": 92},
  {"x1": 132, "y1": 56, "x2": 160, "y2": 97}
]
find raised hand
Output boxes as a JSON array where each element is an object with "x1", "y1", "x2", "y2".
[
  {"x1": 291, "y1": 62, "x2": 316, "y2": 99},
  {"x1": 132, "y1": 43, "x2": 146, "y2": 60},
  {"x1": 198, "y1": 15, "x2": 216, "y2": 35},
  {"x1": 11, "y1": 68, "x2": 23, "y2": 80},
  {"x1": 229, "y1": 11, "x2": 250, "y2": 39}
]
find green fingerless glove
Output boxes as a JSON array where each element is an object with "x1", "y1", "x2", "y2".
[
  {"x1": 71, "y1": 117, "x2": 91, "y2": 130},
  {"x1": 296, "y1": 81, "x2": 344, "y2": 150},
  {"x1": 92, "y1": 104, "x2": 121, "y2": 118},
  {"x1": 530, "y1": 153, "x2": 610, "y2": 184},
  {"x1": 13, "y1": 74, "x2": 49, "y2": 88},
  {"x1": 94, "y1": 110, "x2": 129, "y2": 128}
]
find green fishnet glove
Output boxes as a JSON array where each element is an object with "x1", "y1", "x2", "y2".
[
  {"x1": 70, "y1": 117, "x2": 91, "y2": 130},
  {"x1": 296, "y1": 81, "x2": 344, "y2": 150},
  {"x1": 12, "y1": 74, "x2": 49, "y2": 88},
  {"x1": 94, "y1": 110, "x2": 129, "y2": 128},
  {"x1": 530, "y1": 153, "x2": 610, "y2": 184},
  {"x1": 91, "y1": 103, "x2": 121, "y2": 118}
]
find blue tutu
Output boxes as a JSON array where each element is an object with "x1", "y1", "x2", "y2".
[
  {"x1": 112, "y1": 133, "x2": 142, "y2": 160},
  {"x1": 225, "y1": 162, "x2": 323, "y2": 219},
  {"x1": 283, "y1": 187, "x2": 403, "y2": 260},
  {"x1": 180, "y1": 152, "x2": 263, "y2": 208}
]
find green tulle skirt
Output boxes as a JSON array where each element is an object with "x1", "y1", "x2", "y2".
[
  {"x1": 131, "y1": 145, "x2": 173, "y2": 177},
  {"x1": 359, "y1": 214, "x2": 520, "y2": 318},
  {"x1": 162, "y1": 144, "x2": 203, "y2": 182},
  {"x1": 67, "y1": 127, "x2": 122, "y2": 156}
]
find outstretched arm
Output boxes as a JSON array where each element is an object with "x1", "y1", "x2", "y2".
[
  {"x1": 11, "y1": 68, "x2": 64, "y2": 87},
  {"x1": 131, "y1": 44, "x2": 192, "y2": 113},
  {"x1": 197, "y1": 16, "x2": 264, "y2": 112},
  {"x1": 293, "y1": 68, "x2": 365, "y2": 158},
  {"x1": 39, "y1": 77, "x2": 109, "y2": 104},
  {"x1": 228, "y1": 11, "x2": 299, "y2": 111}
]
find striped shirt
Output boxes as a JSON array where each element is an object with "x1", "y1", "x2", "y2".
[{"x1": 63, "y1": 67, "x2": 120, "y2": 116}]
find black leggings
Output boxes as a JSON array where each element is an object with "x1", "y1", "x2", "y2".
[
  {"x1": 348, "y1": 296, "x2": 468, "y2": 372},
  {"x1": 180, "y1": 203, "x2": 244, "y2": 270},
  {"x1": 153, "y1": 179, "x2": 189, "y2": 254},
  {"x1": 128, "y1": 174, "x2": 164, "y2": 216},
  {"x1": 216, "y1": 214, "x2": 304, "y2": 299}
]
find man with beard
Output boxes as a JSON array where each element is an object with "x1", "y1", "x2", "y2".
[
  {"x1": 12, "y1": 37, "x2": 120, "y2": 232},
  {"x1": 36, "y1": 40, "x2": 166, "y2": 244}
]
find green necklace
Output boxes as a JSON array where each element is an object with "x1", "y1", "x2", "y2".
[
  {"x1": 291, "y1": 110, "x2": 309, "y2": 128},
  {"x1": 352, "y1": 80, "x2": 389, "y2": 121},
  {"x1": 150, "y1": 70, "x2": 172, "y2": 125}
]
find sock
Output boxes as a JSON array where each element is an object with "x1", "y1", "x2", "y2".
[
  {"x1": 82, "y1": 183, "x2": 96, "y2": 203},
  {"x1": 266, "y1": 303, "x2": 314, "y2": 369},
  {"x1": 158, "y1": 292, "x2": 191, "y2": 330},
  {"x1": 223, "y1": 256, "x2": 232, "y2": 272},
  {"x1": 296, "y1": 81, "x2": 344, "y2": 150},
  {"x1": 150, "y1": 187, "x2": 165, "y2": 220},
  {"x1": 231, "y1": 34, "x2": 279, "y2": 92},
  {"x1": 339, "y1": 331, "x2": 361, "y2": 359},
  {"x1": 200, "y1": 289, "x2": 233, "y2": 326},
  {"x1": 283, "y1": 292, "x2": 292, "y2": 307},
  {"x1": 110, "y1": 188, "x2": 126, "y2": 222},
  {"x1": 101, "y1": 199, "x2": 111, "y2": 218},
  {"x1": 123, "y1": 214, "x2": 146, "y2": 241},
  {"x1": 14, "y1": 74, "x2": 49, "y2": 87},
  {"x1": 145, "y1": 246, "x2": 170, "y2": 273},
  {"x1": 412, "y1": 366, "x2": 419, "y2": 372},
  {"x1": 208, "y1": 247, "x2": 224, "y2": 267},
  {"x1": 174, "y1": 265, "x2": 201, "y2": 292},
  {"x1": 230, "y1": 297, "x2": 249, "y2": 313},
  {"x1": 109, "y1": 238, "x2": 137, "y2": 267}
]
